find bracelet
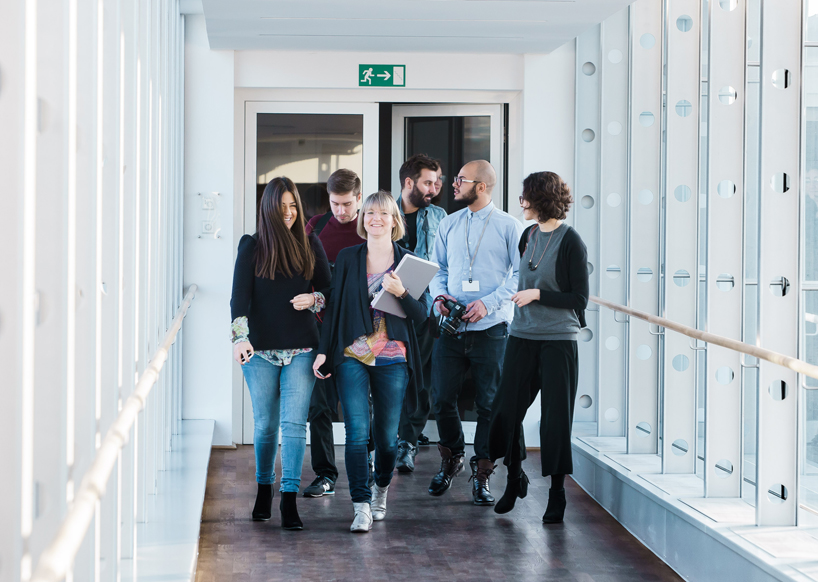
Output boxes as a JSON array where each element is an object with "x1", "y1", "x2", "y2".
[{"x1": 399, "y1": 289, "x2": 409, "y2": 299}]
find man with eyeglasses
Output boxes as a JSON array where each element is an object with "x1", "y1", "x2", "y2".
[
  {"x1": 394, "y1": 154, "x2": 447, "y2": 473},
  {"x1": 427, "y1": 160, "x2": 523, "y2": 505}
]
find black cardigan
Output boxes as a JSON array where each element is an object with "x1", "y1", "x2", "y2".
[
  {"x1": 230, "y1": 233, "x2": 332, "y2": 350},
  {"x1": 318, "y1": 242, "x2": 429, "y2": 415},
  {"x1": 519, "y1": 224, "x2": 589, "y2": 329}
]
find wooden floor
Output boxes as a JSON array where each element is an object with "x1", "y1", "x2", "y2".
[{"x1": 196, "y1": 444, "x2": 682, "y2": 582}]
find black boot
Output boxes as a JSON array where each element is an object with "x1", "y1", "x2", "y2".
[
  {"x1": 428, "y1": 444, "x2": 464, "y2": 496},
  {"x1": 280, "y1": 492, "x2": 303, "y2": 530},
  {"x1": 251, "y1": 483, "x2": 273, "y2": 521},
  {"x1": 542, "y1": 488, "x2": 567, "y2": 523},
  {"x1": 494, "y1": 469, "x2": 529, "y2": 514},
  {"x1": 469, "y1": 458, "x2": 496, "y2": 506}
]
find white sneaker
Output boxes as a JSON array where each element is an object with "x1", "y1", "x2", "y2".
[
  {"x1": 371, "y1": 484, "x2": 389, "y2": 521},
  {"x1": 350, "y1": 502, "x2": 373, "y2": 533}
]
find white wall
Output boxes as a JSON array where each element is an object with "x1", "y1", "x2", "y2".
[
  {"x1": 183, "y1": 15, "x2": 235, "y2": 445},
  {"x1": 182, "y1": 14, "x2": 577, "y2": 445},
  {"x1": 519, "y1": 42, "x2": 577, "y2": 447}
]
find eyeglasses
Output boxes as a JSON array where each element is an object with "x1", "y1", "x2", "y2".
[{"x1": 454, "y1": 176, "x2": 482, "y2": 187}]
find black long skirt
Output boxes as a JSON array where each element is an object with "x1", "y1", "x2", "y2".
[{"x1": 488, "y1": 335, "x2": 578, "y2": 476}]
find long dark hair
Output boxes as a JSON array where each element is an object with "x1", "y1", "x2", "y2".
[{"x1": 254, "y1": 177, "x2": 315, "y2": 280}]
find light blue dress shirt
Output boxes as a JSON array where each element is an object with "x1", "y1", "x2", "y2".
[{"x1": 430, "y1": 201, "x2": 523, "y2": 332}]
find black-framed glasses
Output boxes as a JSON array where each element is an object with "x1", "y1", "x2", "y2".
[{"x1": 454, "y1": 176, "x2": 481, "y2": 187}]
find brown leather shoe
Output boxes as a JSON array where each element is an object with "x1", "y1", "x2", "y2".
[
  {"x1": 428, "y1": 444, "x2": 464, "y2": 496},
  {"x1": 470, "y1": 458, "x2": 496, "y2": 506}
]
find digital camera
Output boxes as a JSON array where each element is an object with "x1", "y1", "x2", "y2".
[{"x1": 439, "y1": 298, "x2": 468, "y2": 336}]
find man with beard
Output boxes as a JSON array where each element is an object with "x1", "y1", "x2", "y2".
[
  {"x1": 302, "y1": 169, "x2": 365, "y2": 498},
  {"x1": 428, "y1": 160, "x2": 522, "y2": 506},
  {"x1": 394, "y1": 154, "x2": 447, "y2": 472}
]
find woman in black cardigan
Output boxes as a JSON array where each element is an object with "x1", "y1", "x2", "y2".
[
  {"x1": 313, "y1": 191, "x2": 429, "y2": 533},
  {"x1": 230, "y1": 177, "x2": 331, "y2": 530},
  {"x1": 487, "y1": 171, "x2": 589, "y2": 524}
]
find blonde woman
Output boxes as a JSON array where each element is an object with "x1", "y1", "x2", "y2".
[{"x1": 313, "y1": 191, "x2": 429, "y2": 533}]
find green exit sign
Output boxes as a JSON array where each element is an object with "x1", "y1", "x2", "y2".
[{"x1": 359, "y1": 65, "x2": 406, "y2": 87}]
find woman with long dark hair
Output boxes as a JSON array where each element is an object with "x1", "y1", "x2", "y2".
[
  {"x1": 230, "y1": 176, "x2": 331, "y2": 530},
  {"x1": 487, "y1": 171, "x2": 589, "y2": 524},
  {"x1": 312, "y1": 191, "x2": 429, "y2": 533}
]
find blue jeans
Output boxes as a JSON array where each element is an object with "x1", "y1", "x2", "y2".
[
  {"x1": 241, "y1": 351, "x2": 316, "y2": 492},
  {"x1": 335, "y1": 358, "x2": 409, "y2": 503},
  {"x1": 431, "y1": 322, "x2": 509, "y2": 460}
]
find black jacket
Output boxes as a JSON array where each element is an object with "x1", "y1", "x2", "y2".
[
  {"x1": 230, "y1": 233, "x2": 332, "y2": 350},
  {"x1": 519, "y1": 224, "x2": 589, "y2": 329},
  {"x1": 318, "y1": 242, "x2": 429, "y2": 415}
]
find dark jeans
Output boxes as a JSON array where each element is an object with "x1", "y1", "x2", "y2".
[
  {"x1": 307, "y1": 375, "x2": 339, "y2": 481},
  {"x1": 488, "y1": 336, "x2": 578, "y2": 476},
  {"x1": 336, "y1": 358, "x2": 409, "y2": 503},
  {"x1": 431, "y1": 322, "x2": 508, "y2": 460},
  {"x1": 398, "y1": 320, "x2": 434, "y2": 446}
]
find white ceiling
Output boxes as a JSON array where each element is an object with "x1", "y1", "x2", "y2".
[{"x1": 197, "y1": 0, "x2": 634, "y2": 53}]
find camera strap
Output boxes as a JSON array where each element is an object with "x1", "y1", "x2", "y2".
[{"x1": 465, "y1": 207, "x2": 495, "y2": 283}]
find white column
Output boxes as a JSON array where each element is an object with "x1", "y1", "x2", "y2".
[
  {"x1": 755, "y1": 0, "x2": 801, "y2": 526},
  {"x1": 661, "y1": 0, "x2": 701, "y2": 472},
  {"x1": 598, "y1": 6, "x2": 630, "y2": 437},
  {"x1": 0, "y1": 1, "x2": 26, "y2": 579},
  {"x1": 574, "y1": 25, "x2": 601, "y2": 424},
  {"x1": 627, "y1": 0, "x2": 663, "y2": 454},
  {"x1": 705, "y1": 0, "x2": 746, "y2": 497}
]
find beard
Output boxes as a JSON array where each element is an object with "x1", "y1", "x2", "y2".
[
  {"x1": 408, "y1": 184, "x2": 432, "y2": 208},
  {"x1": 457, "y1": 187, "x2": 478, "y2": 206}
]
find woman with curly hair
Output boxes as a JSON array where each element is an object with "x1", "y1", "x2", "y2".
[{"x1": 487, "y1": 171, "x2": 589, "y2": 524}]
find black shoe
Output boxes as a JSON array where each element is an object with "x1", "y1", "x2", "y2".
[
  {"x1": 252, "y1": 483, "x2": 273, "y2": 521},
  {"x1": 417, "y1": 433, "x2": 431, "y2": 446},
  {"x1": 396, "y1": 441, "x2": 417, "y2": 473},
  {"x1": 494, "y1": 469, "x2": 529, "y2": 514},
  {"x1": 303, "y1": 476, "x2": 336, "y2": 497},
  {"x1": 280, "y1": 492, "x2": 303, "y2": 530},
  {"x1": 469, "y1": 458, "x2": 496, "y2": 506},
  {"x1": 542, "y1": 488, "x2": 567, "y2": 524},
  {"x1": 428, "y1": 444, "x2": 464, "y2": 496}
]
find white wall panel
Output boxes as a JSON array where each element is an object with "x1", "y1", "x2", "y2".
[
  {"x1": 755, "y1": 0, "x2": 801, "y2": 526},
  {"x1": 598, "y1": 7, "x2": 630, "y2": 437},
  {"x1": 574, "y1": 26, "x2": 602, "y2": 423},
  {"x1": 662, "y1": 0, "x2": 700, "y2": 473},
  {"x1": 705, "y1": 0, "x2": 746, "y2": 498},
  {"x1": 627, "y1": 0, "x2": 663, "y2": 454}
]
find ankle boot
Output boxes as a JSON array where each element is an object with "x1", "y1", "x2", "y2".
[
  {"x1": 470, "y1": 458, "x2": 496, "y2": 506},
  {"x1": 350, "y1": 502, "x2": 373, "y2": 533},
  {"x1": 371, "y1": 483, "x2": 389, "y2": 521},
  {"x1": 279, "y1": 492, "x2": 303, "y2": 530},
  {"x1": 428, "y1": 444, "x2": 464, "y2": 496},
  {"x1": 542, "y1": 488, "x2": 567, "y2": 523},
  {"x1": 251, "y1": 483, "x2": 273, "y2": 521},
  {"x1": 494, "y1": 469, "x2": 529, "y2": 514}
]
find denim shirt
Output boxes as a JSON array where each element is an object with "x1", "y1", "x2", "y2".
[
  {"x1": 399, "y1": 202, "x2": 447, "y2": 262},
  {"x1": 430, "y1": 202, "x2": 523, "y2": 332}
]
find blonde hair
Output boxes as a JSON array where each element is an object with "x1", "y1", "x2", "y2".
[{"x1": 357, "y1": 190, "x2": 406, "y2": 241}]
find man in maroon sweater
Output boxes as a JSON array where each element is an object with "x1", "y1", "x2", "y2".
[{"x1": 302, "y1": 169, "x2": 365, "y2": 497}]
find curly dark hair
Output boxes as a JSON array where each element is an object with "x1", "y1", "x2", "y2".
[{"x1": 521, "y1": 171, "x2": 573, "y2": 221}]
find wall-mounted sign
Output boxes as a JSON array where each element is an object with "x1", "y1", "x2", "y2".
[{"x1": 359, "y1": 65, "x2": 405, "y2": 87}]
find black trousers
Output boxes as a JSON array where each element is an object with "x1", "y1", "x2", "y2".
[
  {"x1": 488, "y1": 336, "x2": 578, "y2": 476},
  {"x1": 397, "y1": 320, "x2": 434, "y2": 446},
  {"x1": 431, "y1": 323, "x2": 508, "y2": 460},
  {"x1": 308, "y1": 374, "x2": 339, "y2": 481}
]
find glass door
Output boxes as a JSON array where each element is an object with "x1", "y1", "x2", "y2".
[
  {"x1": 391, "y1": 104, "x2": 505, "y2": 212},
  {"x1": 240, "y1": 102, "x2": 379, "y2": 444},
  {"x1": 391, "y1": 104, "x2": 504, "y2": 444}
]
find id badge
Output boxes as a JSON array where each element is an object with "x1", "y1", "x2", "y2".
[{"x1": 462, "y1": 280, "x2": 480, "y2": 292}]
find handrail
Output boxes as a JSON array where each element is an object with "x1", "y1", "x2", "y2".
[
  {"x1": 31, "y1": 284, "x2": 198, "y2": 582},
  {"x1": 590, "y1": 295, "x2": 818, "y2": 382}
]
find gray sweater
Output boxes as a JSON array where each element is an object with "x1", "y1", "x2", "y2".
[{"x1": 510, "y1": 224, "x2": 580, "y2": 341}]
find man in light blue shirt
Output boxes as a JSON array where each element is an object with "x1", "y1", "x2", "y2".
[{"x1": 427, "y1": 160, "x2": 523, "y2": 506}]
